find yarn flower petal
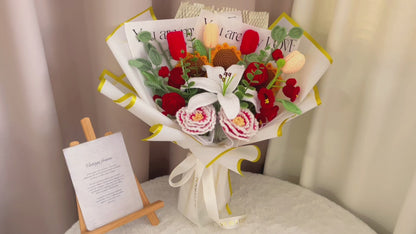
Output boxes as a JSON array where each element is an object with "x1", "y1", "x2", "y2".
[
  {"x1": 217, "y1": 92, "x2": 240, "y2": 119},
  {"x1": 187, "y1": 92, "x2": 218, "y2": 112}
]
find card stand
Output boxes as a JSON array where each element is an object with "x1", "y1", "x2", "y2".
[{"x1": 69, "y1": 117, "x2": 164, "y2": 234}]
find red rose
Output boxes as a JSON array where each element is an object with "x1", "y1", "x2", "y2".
[
  {"x1": 158, "y1": 66, "x2": 169, "y2": 78},
  {"x1": 243, "y1": 62, "x2": 268, "y2": 87},
  {"x1": 167, "y1": 31, "x2": 187, "y2": 61},
  {"x1": 258, "y1": 88, "x2": 275, "y2": 109},
  {"x1": 168, "y1": 67, "x2": 186, "y2": 88},
  {"x1": 260, "y1": 106, "x2": 279, "y2": 122},
  {"x1": 282, "y1": 78, "x2": 300, "y2": 102},
  {"x1": 240, "y1": 30, "x2": 259, "y2": 55},
  {"x1": 272, "y1": 49, "x2": 284, "y2": 60},
  {"x1": 161, "y1": 92, "x2": 186, "y2": 116}
]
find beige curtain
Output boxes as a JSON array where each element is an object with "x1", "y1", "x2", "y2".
[
  {"x1": 264, "y1": 0, "x2": 416, "y2": 233},
  {"x1": 0, "y1": 0, "x2": 293, "y2": 233}
]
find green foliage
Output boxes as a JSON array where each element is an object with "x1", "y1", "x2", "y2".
[
  {"x1": 276, "y1": 99, "x2": 302, "y2": 115},
  {"x1": 240, "y1": 102, "x2": 249, "y2": 109},
  {"x1": 271, "y1": 26, "x2": 287, "y2": 43},
  {"x1": 193, "y1": 40, "x2": 207, "y2": 57},
  {"x1": 137, "y1": 31, "x2": 152, "y2": 43},
  {"x1": 128, "y1": 58, "x2": 152, "y2": 71},
  {"x1": 288, "y1": 27, "x2": 303, "y2": 39},
  {"x1": 277, "y1": 59, "x2": 286, "y2": 69},
  {"x1": 246, "y1": 53, "x2": 260, "y2": 63},
  {"x1": 148, "y1": 48, "x2": 162, "y2": 66}
]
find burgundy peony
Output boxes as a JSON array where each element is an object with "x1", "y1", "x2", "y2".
[
  {"x1": 167, "y1": 31, "x2": 187, "y2": 60},
  {"x1": 161, "y1": 92, "x2": 186, "y2": 116},
  {"x1": 240, "y1": 30, "x2": 259, "y2": 55},
  {"x1": 168, "y1": 67, "x2": 185, "y2": 88}
]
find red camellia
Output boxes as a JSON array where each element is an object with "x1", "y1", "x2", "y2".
[
  {"x1": 282, "y1": 78, "x2": 300, "y2": 102},
  {"x1": 272, "y1": 49, "x2": 284, "y2": 60},
  {"x1": 168, "y1": 67, "x2": 185, "y2": 88},
  {"x1": 258, "y1": 88, "x2": 275, "y2": 109},
  {"x1": 240, "y1": 30, "x2": 259, "y2": 55},
  {"x1": 158, "y1": 66, "x2": 169, "y2": 78},
  {"x1": 167, "y1": 31, "x2": 187, "y2": 60},
  {"x1": 243, "y1": 62, "x2": 268, "y2": 87},
  {"x1": 161, "y1": 92, "x2": 186, "y2": 116}
]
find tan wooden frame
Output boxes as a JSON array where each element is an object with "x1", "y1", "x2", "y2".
[{"x1": 68, "y1": 117, "x2": 164, "y2": 234}]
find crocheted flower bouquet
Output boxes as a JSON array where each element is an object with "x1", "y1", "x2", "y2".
[{"x1": 98, "y1": 6, "x2": 331, "y2": 228}]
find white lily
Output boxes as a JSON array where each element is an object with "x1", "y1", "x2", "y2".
[{"x1": 187, "y1": 65, "x2": 258, "y2": 119}]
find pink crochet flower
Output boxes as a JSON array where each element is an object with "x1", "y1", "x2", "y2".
[
  {"x1": 176, "y1": 105, "x2": 216, "y2": 135},
  {"x1": 219, "y1": 108, "x2": 258, "y2": 141}
]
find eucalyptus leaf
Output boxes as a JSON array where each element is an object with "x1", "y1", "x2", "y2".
[
  {"x1": 141, "y1": 70, "x2": 156, "y2": 82},
  {"x1": 271, "y1": 26, "x2": 287, "y2": 44},
  {"x1": 148, "y1": 48, "x2": 162, "y2": 66},
  {"x1": 276, "y1": 99, "x2": 302, "y2": 115},
  {"x1": 137, "y1": 31, "x2": 152, "y2": 43},
  {"x1": 193, "y1": 39, "x2": 208, "y2": 57},
  {"x1": 129, "y1": 58, "x2": 152, "y2": 71},
  {"x1": 288, "y1": 27, "x2": 304, "y2": 39}
]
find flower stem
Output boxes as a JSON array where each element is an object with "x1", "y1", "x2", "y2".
[
  {"x1": 266, "y1": 69, "x2": 283, "y2": 89},
  {"x1": 156, "y1": 40, "x2": 173, "y2": 70}
]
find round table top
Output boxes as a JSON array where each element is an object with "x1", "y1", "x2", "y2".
[{"x1": 66, "y1": 172, "x2": 375, "y2": 234}]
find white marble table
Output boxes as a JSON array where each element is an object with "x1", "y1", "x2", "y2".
[{"x1": 66, "y1": 172, "x2": 375, "y2": 234}]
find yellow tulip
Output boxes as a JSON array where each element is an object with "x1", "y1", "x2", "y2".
[
  {"x1": 203, "y1": 23, "x2": 219, "y2": 48},
  {"x1": 281, "y1": 50, "x2": 305, "y2": 74}
]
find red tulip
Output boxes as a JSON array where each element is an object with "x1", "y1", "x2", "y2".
[
  {"x1": 167, "y1": 31, "x2": 187, "y2": 60},
  {"x1": 240, "y1": 30, "x2": 259, "y2": 55}
]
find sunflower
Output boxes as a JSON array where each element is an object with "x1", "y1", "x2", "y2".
[
  {"x1": 210, "y1": 43, "x2": 242, "y2": 70},
  {"x1": 176, "y1": 52, "x2": 209, "y2": 77}
]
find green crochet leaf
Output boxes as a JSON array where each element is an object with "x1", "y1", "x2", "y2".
[
  {"x1": 277, "y1": 59, "x2": 286, "y2": 69},
  {"x1": 149, "y1": 48, "x2": 162, "y2": 66},
  {"x1": 129, "y1": 58, "x2": 152, "y2": 71},
  {"x1": 193, "y1": 40, "x2": 207, "y2": 57},
  {"x1": 271, "y1": 26, "x2": 287, "y2": 44},
  {"x1": 288, "y1": 27, "x2": 304, "y2": 39},
  {"x1": 137, "y1": 31, "x2": 152, "y2": 43},
  {"x1": 276, "y1": 99, "x2": 302, "y2": 115}
]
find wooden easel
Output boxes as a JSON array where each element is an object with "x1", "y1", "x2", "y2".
[{"x1": 69, "y1": 117, "x2": 164, "y2": 234}]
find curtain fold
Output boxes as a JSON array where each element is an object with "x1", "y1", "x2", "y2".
[{"x1": 265, "y1": 0, "x2": 416, "y2": 233}]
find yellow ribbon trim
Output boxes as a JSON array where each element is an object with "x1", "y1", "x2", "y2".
[
  {"x1": 142, "y1": 124, "x2": 163, "y2": 141},
  {"x1": 313, "y1": 85, "x2": 322, "y2": 105},
  {"x1": 237, "y1": 146, "x2": 261, "y2": 175},
  {"x1": 113, "y1": 93, "x2": 137, "y2": 110},
  {"x1": 269, "y1": 12, "x2": 333, "y2": 64},
  {"x1": 225, "y1": 203, "x2": 232, "y2": 215},
  {"x1": 99, "y1": 69, "x2": 137, "y2": 94},
  {"x1": 106, "y1": 7, "x2": 157, "y2": 42},
  {"x1": 277, "y1": 118, "x2": 290, "y2": 137},
  {"x1": 97, "y1": 76, "x2": 106, "y2": 92},
  {"x1": 228, "y1": 170, "x2": 233, "y2": 196},
  {"x1": 205, "y1": 148, "x2": 235, "y2": 168}
]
